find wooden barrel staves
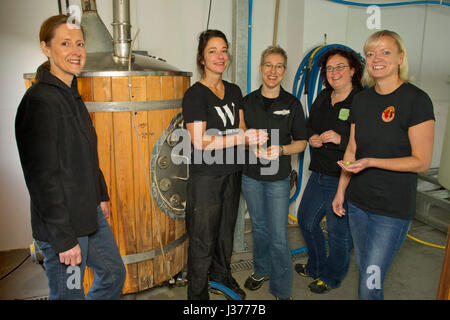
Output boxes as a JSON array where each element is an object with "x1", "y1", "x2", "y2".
[{"x1": 24, "y1": 74, "x2": 190, "y2": 295}]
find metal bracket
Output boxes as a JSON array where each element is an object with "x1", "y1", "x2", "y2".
[
  {"x1": 121, "y1": 233, "x2": 188, "y2": 265},
  {"x1": 416, "y1": 168, "x2": 450, "y2": 233}
]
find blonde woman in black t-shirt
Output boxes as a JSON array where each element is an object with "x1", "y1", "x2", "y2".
[{"x1": 332, "y1": 30, "x2": 435, "y2": 300}]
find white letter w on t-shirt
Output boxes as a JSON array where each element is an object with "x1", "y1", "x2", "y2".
[{"x1": 214, "y1": 103, "x2": 235, "y2": 127}]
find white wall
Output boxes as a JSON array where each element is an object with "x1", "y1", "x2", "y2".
[{"x1": 1, "y1": 0, "x2": 449, "y2": 250}]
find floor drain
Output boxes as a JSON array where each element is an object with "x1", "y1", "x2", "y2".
[
  {"x1": 26, "y1": 295, "x2": 49, "y2": 300},
  {"x1": 230, "y1": 250, "x2": 309, "y2": 273}
]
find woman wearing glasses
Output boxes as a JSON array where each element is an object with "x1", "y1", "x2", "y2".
[
  {"x1": 295, "y1": 47, "x2": 363, "y2": 294},
  {"x1": 241, "y1": 46, "x2": 307, "y2": 300}
]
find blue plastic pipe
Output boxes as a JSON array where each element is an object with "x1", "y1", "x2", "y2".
[
  {"x1": 329, "y1": 0, "x2": 450, "y2": 7},
  {"x1": 247, "y1": 0, "x2": 253, "y2": 94},
  {"x1": 209, "y1": 281, "x2": 243, "y2": 300}
]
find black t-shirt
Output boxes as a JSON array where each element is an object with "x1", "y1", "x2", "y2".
[
  {"x1": 347, "y1": 82, "x2": 435, "y2": 220},
  {"x1": 182, "y1": 80, "x2": 243, "y2": 176},
  {"x1": 307, "y1": 87, "x2": 361, "y2": 177},
  {"x1": 242, "y1": 86, "x2": 307, "y2": 181}
]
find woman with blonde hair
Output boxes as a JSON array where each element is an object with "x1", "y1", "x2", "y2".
[
  {"x1": 241, "y1": 45, "x2": 307, "y2": 300},
  {"x1": 332, "y1": 30, "x2": 435, "y2": 300}
]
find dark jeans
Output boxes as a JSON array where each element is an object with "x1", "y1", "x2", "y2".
[
  {"x1": 36, "y1": 206, "x2": 126, "y2": 300},
  {"x1": 297, "y1": 171, "x2": 353, "y2": 288},
  {"x1": 185, "y1": 171, "x2": 242, "y2": 300}
]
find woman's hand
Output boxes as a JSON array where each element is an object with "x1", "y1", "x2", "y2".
[
  {"x1": 100, "y1": 201, "x2": 110, "y2": 219},
  {"x1": 253, "y1": 145, "x2": 280, "y2": 160},
  {"x1": 59, "y1": 244, "x2": 82, "y2": 266},
  {"x1": 320, "y1": 130, "x2": 341, "y2": 145},
  {"x1": 308, "y1": 134, "x2": 323, "y2": 148},
  {"x1": 245, "y1": 129, "x2": 269, "y2": 146},
  {"x1": 337, "y1": 158, "x2": 371, "y2": 174},
  {"x1": 332, "y1": 193, "x2": 346, "y2": 217}
]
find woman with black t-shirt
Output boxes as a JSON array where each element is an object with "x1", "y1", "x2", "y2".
[
  {"x1": 332, "y1": 30, "x2": 435, "y2": 300},
  {"x1": 182, "y1": 30, "x2": 266, "y2": 300},
  {"x1": 295, "y1": 48, "x2": 363, "y2": 294}
]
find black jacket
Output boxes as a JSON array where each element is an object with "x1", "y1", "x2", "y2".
[{"x1": 15, "y1": 66, "x2": 109, "y2": 253}]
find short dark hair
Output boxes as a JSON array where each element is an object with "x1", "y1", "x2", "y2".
[
  {"x1": 196, "y1": 29, "x2": 229, "y2": 75},
  {"x1": 319, "y1": 47, "x2": 363, "y2": 91}
]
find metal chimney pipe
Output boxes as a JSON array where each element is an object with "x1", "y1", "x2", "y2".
[
  {"x1": 112, "y1": 0, "x2": 132, "y2": 60},
  {"x1": 81, "y1": 0, "x2": 97, "y2": 11},
  {"x1": 80, "y1": 0, "x2": 114, "y2": 53}
]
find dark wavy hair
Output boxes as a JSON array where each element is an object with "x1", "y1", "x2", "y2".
[
  {"x1": 319, "y1": 47, "x2": 363, "y2": 91},
  {"x1": 196, "y1": 29, "x2": 230, "y2": 75}
]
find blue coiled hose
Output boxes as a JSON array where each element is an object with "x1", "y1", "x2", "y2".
[{"x1": 328, "y1": 0, "x2": 450, "y2": 7}]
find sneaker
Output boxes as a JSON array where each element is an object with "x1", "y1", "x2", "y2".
[
  {"x1": 308, "y1": 279, "x2": 331, "y2": 294},
  {"x1": 244, "y1": 273, "x2": 269, "y2": 291},
  {"x1": 294, "y1": 263, "x2": 309, "y2": 277}
]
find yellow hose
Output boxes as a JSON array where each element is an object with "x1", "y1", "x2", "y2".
[
  {"x1": 406, "y1": 234, "x2": 445, "y2": 249},
  {"x1": 288, "y1": 214, "x2": 445, "y2": 249}
]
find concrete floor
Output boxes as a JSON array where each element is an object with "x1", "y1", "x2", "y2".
[{"x1": 0, "y1": 218, "x2": 446, "y2": 301}]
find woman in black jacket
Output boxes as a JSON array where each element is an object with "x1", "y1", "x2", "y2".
[{"x1": 15, "y1": 15, "x2": 125, "y2": 300}]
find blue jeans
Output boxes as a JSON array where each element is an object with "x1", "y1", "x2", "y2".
[
  {"x1": 297, "y1": 172, "x2": 352, "y2": 288},
  {"x1": 36, "y1": 206, "x2": 126, "y2": 300},
  {"x1": 348, "y1": 202, "x2": 411, "y2": 300},
  {"x1": 242, "y1": 174, "x2": 292, "y2": 299}
]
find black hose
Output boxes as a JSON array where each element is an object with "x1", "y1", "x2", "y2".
[
  {"x1": 0, "y1": 254, "x2": 31, "y2": 281},
  {"x1": 206, "y1": 0, "x2": 213, "y2": 30}
]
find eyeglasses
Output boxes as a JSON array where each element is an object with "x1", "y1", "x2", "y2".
[
  {"x1": 326, "y1": 64, "x2": 349, "y2": 73},
  {"x1": 262, "y1": 63, "x2": 285, "y2": 71}
]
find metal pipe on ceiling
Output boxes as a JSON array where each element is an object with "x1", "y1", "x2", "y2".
[{"x1": 112, "y1": 0, "x2": 132, "y2": 60}]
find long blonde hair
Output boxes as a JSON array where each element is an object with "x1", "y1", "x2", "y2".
[{"x1": 361, "y1": 30, "x2": 409, "y2": 87}]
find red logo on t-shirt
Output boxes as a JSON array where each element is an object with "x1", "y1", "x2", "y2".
[{"x1": 382, "y1": 106, "x2": 395, "y2": 123}]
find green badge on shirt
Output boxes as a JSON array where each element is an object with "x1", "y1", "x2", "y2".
[{"x1": 338, "y1": 108, "x2": 350, "y2": 121}]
